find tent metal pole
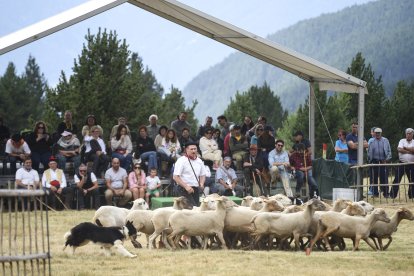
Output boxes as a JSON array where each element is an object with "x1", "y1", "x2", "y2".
[{"x1": 309, "y1": 82, "x2": 316, "y2": 160}]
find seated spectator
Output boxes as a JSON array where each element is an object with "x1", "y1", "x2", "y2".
[
  {"x1": 214, "y1": 157, "x2": 244, "y2": 197},
  {"x1": 57, "y1": 110, "x2": 78, "y2": 137},
  {"x1": 217, "y1": 115, "x2": 231, "y2": 140},
  {"x1": 159, "y1": 129, "x2": 181, "y2": 162},
  {"x1": 196, "y1": 116, "x2": 213, "y2": 141},
  {"x1": 178, "y1": 127, "x2": 194, "y2": 152},
  {"x1": 128, "y1": 163, "x2": 146, "y2": 200},
  {"x1": 81, "y1": 114, "x2": 103, "y2": 138},
  {"x1": 289, "y1": 143, "x2": 319, "y2": 198},
  {"x1": 199, "y1": 128, "x2": 222, "y2": 170},
  {"x1": 335, "y1": 129, "x2": 349, "y2": 164},
  {"x1": 241, "y1": 116, "x2": 254, "y2": 137},
  {"x1": 15, "y1": 158, "x2": 39, "y2": 190},
  {"x1": 41, "y1": 156, "x2": 74, "y2": 210},
  {"x1": 111, "y1": 124, "x2": 133, "y2": 171},
  {"x1": 104, "y1": 158, "x2": 132, "y2": 206},
  {"x1": 229, "y1": 125, "x2": 249, "y2": 171},
  {"x1": 248, "y1": 116, "x2": 275, "y2": 137},
  {"x1": 145, "y1": 168, "x2": 161, "y2": 206},
  {"x1": 250, "y1": 124, "x2": 264, "y2": 146},
  {"x1": 135, "y1": 125, "x2": 158, "y2": 171},
  {"x1": 147, "y1": 114, "x2": 161, "y2": 141},
  {"x1": 5, "y1": 133, "x2": 31, "y2": 174},
  {"x1": 84, "y1": 126, "x2": 110, "y2": 178},
  {"x1": 292, "y1": 130, "x2": 312, "y2": 155},
  {"x1": 268, "y1": 139, "x2": 293, "y2": 197},
  {"x1": 154, "y1": 125, "x2": 168, "y2": 151},
  {"x1": 74, "y1": 164, "x2": 100, "y2": 210},
  {"x1": 110, "y1": 116, "x2": 131, "y2": 138},
  {"x1": 56, "y1": 130, "x2": 81, "y2": 175},
  {"x1": 223, "y1": 125, "x2": 234, "y2": 157},
  {"x1": 26, "y1": 121, "x2": 52, "y2": 173},
  {"x1": 258, "y1": 125, "x2": 275, "y2": 168},
  {"x1": 213, "y1": 128, "x2": 224, "y2": 152},
  {"x1": 171, "y1": 112, "x2": 191, "y2": 138},
  {"x1": 243, "y1": 144, "x2": 265, "y2": 196}
]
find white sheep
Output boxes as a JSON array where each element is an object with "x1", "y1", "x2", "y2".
[
  {"x1": 369, "y1": 207, "x2": 414, "y2": 250},
  {"x1": 340, "y1": 202, "x2": 366, "y2": 216},
  {"x1": 308, "y1": 208, "x2": 390, "y2": 253},
  {"x1": 250, "y1": 199, "x2": 326, "y2": 250},
  {"x1": 167, "y1": 197, "x2": 227, "y2": 250},
  {"x1": 357, "y1": 200, "x2": 375, "y2": 213},
  {"x1": 241, "y1": 196, "x2": 254, "y2": 207},
  {"x1": 125, "y1": 210, "x2": 155, "y2": 248},
  {"x1": 92, "y1": 198, "x2": 149, "y2": 227},
  {"x1": 269, "y1": 194, "x2": 292, "y2": 207}
]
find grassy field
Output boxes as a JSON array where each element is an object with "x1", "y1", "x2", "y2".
[{"x1": 42, "y1": 201, "x2": 414, "y2": 276}]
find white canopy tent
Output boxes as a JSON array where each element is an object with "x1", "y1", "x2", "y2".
[{"x1": 0, "y1": 0, "x2": 367, "y2": 165}]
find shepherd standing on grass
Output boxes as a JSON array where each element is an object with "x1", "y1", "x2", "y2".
[{"x1": 173, "y1": 142, "x2": 206, "y2": 207}]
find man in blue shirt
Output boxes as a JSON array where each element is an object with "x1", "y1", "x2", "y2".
[{"x1": 346, "y1": 122, "x2": 368, "y2": 165}]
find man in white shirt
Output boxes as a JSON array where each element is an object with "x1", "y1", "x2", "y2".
[
  {"x1": 6, "y1": 133, "x2": 31, "y2": 174},
  {"x1": 15, "y1": 158, "x2": 39, "y2": 189},
  {"x1": 104, "y1": 158, "x2": 131, "y2": 206},
  {"x1": 41, "y1": 156, "x2": 74, "y2": 210},
  {"x1": 391, "y1": 128, "x2": 414, "y2": 198}
]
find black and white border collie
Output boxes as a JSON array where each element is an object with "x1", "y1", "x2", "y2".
[{"x1": 63, "y1": 221, "x2": 137, "y2": 258}]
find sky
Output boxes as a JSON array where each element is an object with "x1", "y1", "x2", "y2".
[{"x1": 0, "y1": 0, "x2": 373, "y2": 92}]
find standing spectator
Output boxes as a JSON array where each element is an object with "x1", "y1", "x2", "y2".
[
  {"x1": 104, "y1": 158, "x2": 132, "y2": 206},
  {"x1": 248, "y1": 116, "x2": 274, "y2": 138},
  {"x1": 258, "y1": 125, "x2": 275, "y2": 168},
  {"x1": 26, "y1": 121, "x2": 52, "y2": 172},
  {"x1": 135, "y1": 126, "x2": 158, "y2": 171},
  {"x1": 391, "y1": 128, "x2": 414, "y2": 198},
  {"x1": 0, "y1": 116, "x2": 10, "y2": 155},
  {"x1": 346, "y1": 122, "x2": 368, "y2": 165},
  {"x1": 223, "y1": 125, "x2": 234, "y2": 157},
  {"x1": 290, "y1": 143, "x2": 319, "y2": 198},
  {"x1": 57, "y1": 110, "x2": 78, "y2": 136},
  {"x1": 147, "y1": 114, "x2": 161, "y2": 141},
  {"x1": 243, "y1": 144, "x2": 265, "y2": 196},
  {"x1": 229, "y1": 125, "x2": 249, "y2": 171},
  {"x1": 154, "y1": 125, "x2": 168, "y2": 151},
  {"x1": 5, "y1": 133, "x2": 31, "y2": 174},
  {"x1": 178, "y1": 128, "x2": 194, "y2": 152},
  {"x1": 368, "y1": 128, "x2": 392, "y2": 198},
  {"x1": 41, "y1": 156, "x2": 74, "y2": 210},
  {"x1": 56, "y1": 130, "x2": 81, "y2": 175},
  {"x1": 217, "y1": 115, "x2": 231, "y2": 140},
  {"x1": 74, "y1": 164, "x2": 100, "y2": 210},
  {"x1": 158, "y1": 129, "x2": 181, "y2": 163},
  {"x1": 111, "y1": 124, "x2": 133, "y2": 171},
  {"x1": 145, "y1": 168, "x2": 161, "y2": 206},
  {"x1": 128, "y1": 163, "x2": 146, "y2": 200},
  {"x1": 173, "y1": 142, "x2": 206, "y2": 207},
  {"x1": 15, "y1": 158, "x2": 39, "y2": 190},
  {"x1": 213, "y1": 128, "x2": 224, "y2": 152},
  {"x1": 199, "y1": 128, "x2": 222, "y2": 170},
  {"x1": 268, "y1": 139, "x2": 293, "y2": 197},
  {"x1": 81, "y1": 114, "x2": 103, "y2": 138},
  {"x1": 171, "y1": 112, "x2": 191, "y2": 138},
  {"x1": 215, "y1": 156, "x2": 244, "y2": 197},
  {"x1": 196, "y1": 116, "x2": 213, "y2": 141},
  {"x1": 335, "y1": 129, "x2": 349, "y2": 164},
  {"x1": 84, "y1": 126, "x2": 109, "y2": 178},
  {"x1": 110, "y1": 116, "x2": 131, "y2": 138},
  {"x1": 292, "y1": 130, "x2": 312, "y2": 155},
  {"x1": 241, "y1": 116, "x2": 254, "y2": 137}
]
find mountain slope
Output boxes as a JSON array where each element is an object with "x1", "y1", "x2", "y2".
[{"x1": 183, "y1": 0, "x2": 414, "y2": 120}]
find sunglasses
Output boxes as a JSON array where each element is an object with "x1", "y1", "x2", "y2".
[
  {"x1": 257, "y1": 129, "x2": 264, "y2": 131},
  {"x1": 276, "y1": 144, "x2": 284, "y2": 147},
  {"x1": 134, "y1": 166, "x2": 141, "y2": 169},
  {"x1": 38, "y1": 126, "x2": 45, "y2": 129},
  {"x1": 79, "y1": 170, "x2": 87, "y2": 172},
  {"x1": 206, "y1": 132, "x2": 212, "y2": 135}
]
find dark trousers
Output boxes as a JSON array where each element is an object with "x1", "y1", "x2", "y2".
[
  {"x1": 6, "y1": 155, "x2": 24, "y2": 175},
  {"x1": 370, "y1": 160, "x2": 389, "y2": 196},
  {"x1": 31, "y1": 151, "x2": 51, "y2": 173},
  {"x1": 87, "y1": 153, "x2": 109, "y2": 178},
  {"x1": 243, "y1": 168, "x2": 265, "y2": 196},
  {"x1": 176, "y1": 185, "x2": 199, "y2": 207},
  {"x1": 78, "y1": 188, "x2": 100, "y2": 209},
  {"x1": 391, "y1": 163, "x2": 414, "y2": 198},
  {"x1": 295, "y1": 170, "x2": 319, "y2": 197},
  {"x1": 44, "y1": 187, "x2": 74, "y2": 210}
]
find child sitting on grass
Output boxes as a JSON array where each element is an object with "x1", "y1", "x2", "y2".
[{"x1": 145, "y1": 168, "x2": 161, "y2": 205}]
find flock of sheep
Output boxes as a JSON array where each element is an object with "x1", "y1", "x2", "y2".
[{"x1": 90, "y1": 194, "x2": 414, "y2": 254}]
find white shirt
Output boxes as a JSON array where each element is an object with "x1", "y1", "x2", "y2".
[
  {"x1": 105, "y1": 167, "x2": 127, "y2": 189},
  {"x1": 398, "y1": 138, "x2": 414, "y2": 163},
  {"x1": 41, "y1": 169, "x2": 67, "y2": 188},
  {"x1": 5, "y1": 140, "x2": 31, "y2": 154},
  {"x1": 15, "y1": 168, "x2": 39, "y2": 186},
  {"x1": 74, "y1": 172, "x2": 97, "y2": 184},
  {"x1": 146, "y1": 176, "x2": 160, "y2": 190},
  {"x1": 173, "y1": 156, "x2": 206, "y2": 187},
  {"x1": 84, "y1": 136, "x2": 107, "y2": 154}
]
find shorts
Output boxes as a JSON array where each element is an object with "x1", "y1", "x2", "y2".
[{"x1": 146, "y1": 189, "x2": 160, "y2": 196}]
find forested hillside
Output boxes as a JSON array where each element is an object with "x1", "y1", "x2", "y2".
[{"x1": 183, "y1": 0, "x2": 414, "y2": 120}]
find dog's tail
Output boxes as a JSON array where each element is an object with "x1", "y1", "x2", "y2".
[{"x1": 63, "y1": 231, "x2": 72, "y2": 251}]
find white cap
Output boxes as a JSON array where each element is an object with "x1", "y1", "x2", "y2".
[
  {"x1": 374, "y1": 128, "x2": 382, "y2": 133},
  {"x1": 61, "y1": 130, "x2": 72, "y2": 137},
  {"x1": 149, "y1": 114, "x2": 158, "y2": 121}
]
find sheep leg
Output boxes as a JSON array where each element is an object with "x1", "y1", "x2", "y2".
[
  {"x1": 293, "y1": 233, "x2": 301, "y2": 251},
  {"x1": 167, "y1": 233, "x2": 177, "y2": 250},
  {"x1": 382, "y1": 237, "x2": 392, "y2": 250},
  {"x1": 362, "y1": 237, "x2": 378, "y2": 251},
  {"x1": 216, "y1": 232, "x2": 228, "y2": 250},
  {"x1": 148, "y1": 232, "x2": 159, "y2": 250},
  {"x1": 370, "y1": 237, "x2": 380, "y2": 250},
  {"x1": 114, "y1": 240, "x2": 137, "y2": 258},
  {"x1": 162, "y1": 230, "x2": 173, "y2": 250}
]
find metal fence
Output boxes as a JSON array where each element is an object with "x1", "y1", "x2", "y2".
[{"x1": 0, "y1": 189, "x2": 51, "y2": 276}]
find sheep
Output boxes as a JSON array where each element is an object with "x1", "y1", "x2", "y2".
[
  {"x1": 250, "y1": 197, "x2": 265, "y2": 211},
  {"x1": 269, "y1": 194, "x2": 292, "y2": 207},
  {"x1": 282, "y1": 205, "x2": 303, "y2": 214},
  {"x1": 125, "y1": 210, "x2": 155, "y2": 248},
  {"x1": 340, "y1": 202, "x2": 366, "y2": 216},
  {"x1": 369, "y1": 207, "x2": 414, "y2": 250},
  {"x1": 250, "y1": 199, "x2": 326, "y2": 251},
  {"x1": 167, "y1": 197, "x2": 228, "y2": 250},
  {"x1": 357, "y1": 200, "x2": 375, "y2": 213},
  {"x1": 92, "y1": 198, "x2": 149, "y2": 227},
  {"x1": 307, "y1": 208, "x2": 390, "y2": 254},
  {"x1": 148, "y1": 196, "x2": 193, "y2": 249},
  {"x1": 241, "y1": 196, "x2": 254, "y2": 207}
]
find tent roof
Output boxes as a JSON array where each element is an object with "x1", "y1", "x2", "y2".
[{"x1": 0, "y1": 0, "x2": 366, "y2": 93}]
